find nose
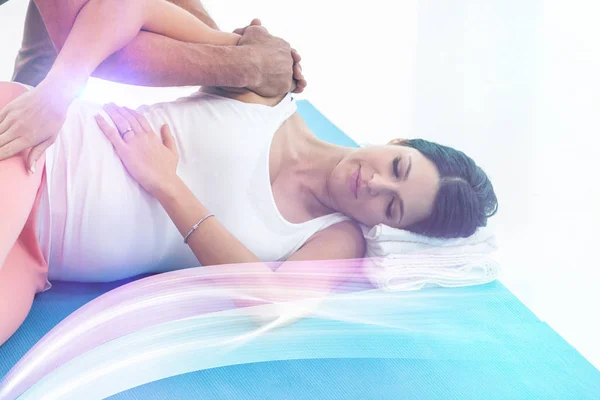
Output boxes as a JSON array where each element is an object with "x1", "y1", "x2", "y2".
[{"x1": 366, "y1": 173, "x2": 396, "y2": 196}]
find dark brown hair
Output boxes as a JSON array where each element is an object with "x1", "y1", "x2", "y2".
[{"x1": 398, "y1": 139, "x2": 498, "y2": 238}]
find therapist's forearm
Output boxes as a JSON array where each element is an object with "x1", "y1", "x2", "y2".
[
  {"x1": 40, "y1": 0, "x2": 254, "y2": 89},
  {"x1": 92, "y1": 34, "x2": 256, "y2": 87}
]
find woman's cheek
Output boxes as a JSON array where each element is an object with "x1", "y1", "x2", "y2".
[{"x1": 363, "y1": 202, "x2": 383, "y2": 227}]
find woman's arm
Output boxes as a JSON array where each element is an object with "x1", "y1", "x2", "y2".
[
  {"x1": 143, "y1": 0, "x2": 239, "y2": 46},
  {"x1": 168, "y1": 0, "x2": 219, "y2": 30},
  {"x1": 47, "y1": 0, "x2": 239, "y2": 98}
]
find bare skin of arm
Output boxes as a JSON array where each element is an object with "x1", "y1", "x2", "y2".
[
  {"x1": 168, "y1": 0, "x2": 220, "y2": 30},
  {"x1": 38, "y1": 0, "x2": 241, "y2": 87},
  {"x1": 0, "y1": 0, "x2": 304, "y2": 170},
  {"x1": 34, "y1": 0, "x2": 300, "y2": 93}
]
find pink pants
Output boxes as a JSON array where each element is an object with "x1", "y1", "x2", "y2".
[{"x1": 0, "y1": 82, "x2": 49, "y2": 346}]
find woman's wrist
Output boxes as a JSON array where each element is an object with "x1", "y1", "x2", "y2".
[
  {"x1": 152, "y1": 176, "x2": 186, "y2": 203},
  {"x1": 229, "y1": 33, "x2": 242, "y2": 46}
]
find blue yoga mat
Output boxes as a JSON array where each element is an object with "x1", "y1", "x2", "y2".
[{"x1": 1, "y1": 100, "x2": 599, "y2": 399}]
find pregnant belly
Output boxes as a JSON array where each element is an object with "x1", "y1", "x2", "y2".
[
  {"x1": 46, "y1": 194, "x2": 169, "y2": 282},
  {"x1": 45, "y1": 153, "x2": 182, "y2": 281}
]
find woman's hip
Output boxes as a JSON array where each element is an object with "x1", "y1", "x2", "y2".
[{"x1": 0, "y1": 154, "x2": 50, "y2": 293}]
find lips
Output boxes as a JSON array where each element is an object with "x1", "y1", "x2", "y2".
[
  {"x1": 350, "y1": 165, "x2": 361, "y2": 199},
  {"x1": 355, "y1": 166, "x2": 361, "y2": 197}
]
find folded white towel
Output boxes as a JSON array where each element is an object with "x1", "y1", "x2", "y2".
[
  {"x1": 363, "y1": 225, "x2": 498, "y2": 255},
  {"x1": 361, "y1": 225, "x2": 500, "y2": 291}
]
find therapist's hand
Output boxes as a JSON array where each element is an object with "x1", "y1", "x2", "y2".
[
  {"x1": 0, "y1": 81, "x2": 72, "y2": 173},
  {"x1": 95, "y1": 103, "x2": 179, "y2": 197},
  {"x1": 232, "y1": 19, "x2": 307, "y2": 96}
]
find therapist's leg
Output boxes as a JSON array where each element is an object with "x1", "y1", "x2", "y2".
[{"x1": 0, "y1": 82, "x2": 49, "y2": 346}]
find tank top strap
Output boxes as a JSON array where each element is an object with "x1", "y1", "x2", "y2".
[{"x1": 268, "y1": 92, "x2": 298, "y2": 126}]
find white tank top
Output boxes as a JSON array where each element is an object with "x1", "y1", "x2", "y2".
[{"x1": 38, "y1": 91, "x2": 349, "y2": 282}]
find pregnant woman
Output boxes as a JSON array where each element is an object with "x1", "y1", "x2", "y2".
[{"x1": 0, "y1": 0, "x2": 498, "y2": 346}]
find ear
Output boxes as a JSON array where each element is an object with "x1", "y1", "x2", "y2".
[{"x1": 387, "y1": 138, "x2": 409, "y2": 146}]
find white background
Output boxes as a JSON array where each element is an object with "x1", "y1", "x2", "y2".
[{"x1": 1, "y1": 0, "x2": 599, "y2": 369}]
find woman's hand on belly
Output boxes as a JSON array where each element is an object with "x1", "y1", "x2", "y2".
[{"x1": 95, "y1": 103, "x2": 179, "y2": 197}]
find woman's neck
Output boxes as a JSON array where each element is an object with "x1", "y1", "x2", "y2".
[{"x1": 283, "y1": 114, "x2": 351, "y2": 215}]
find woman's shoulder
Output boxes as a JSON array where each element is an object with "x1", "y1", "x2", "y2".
[
  {"x1": 200, "y1": 87, "x2": 287, "y2": 107},
  {"x1": 285, "y1": 218, "x2": 366, "y2": 261},
  {"x1": 302, "y1": 219, "x2": 366, "y2": 260}
]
